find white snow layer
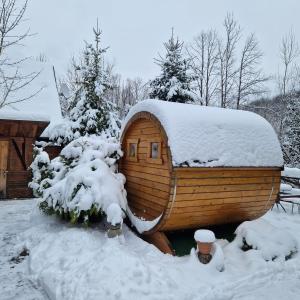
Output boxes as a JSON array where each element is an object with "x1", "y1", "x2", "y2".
[
  {"x1": 194, "y1": 229, "x2": 216, "y2": 243},
  {"x1": 0, "y1": 110, "x2": 50, "y2": 122},
  {"x1": 282, "y1": 167, "x2": 300, "y2": 179},
  {"x1": 280, "y1": 183, "x2": 293, "y2": 192},
  {"x1": 126, "y1": 206, "x2": 162, "y2": 233},
  {"x1": 234, "y1": 219, "x2": 297, "y2": 261},
  {"x1": 12, "y1": 200, "x2": 300, "y2": 300},
  {"x1": 123, "y1": 99, "x2": 283, "y2": 167}
]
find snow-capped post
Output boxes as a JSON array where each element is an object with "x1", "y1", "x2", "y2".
[
  {"x1": 194, "y1": 229, "x2": 216, "y2": 264},
  {"x1": 106, "y1": 203, "x2": 123, "y2": 238}
]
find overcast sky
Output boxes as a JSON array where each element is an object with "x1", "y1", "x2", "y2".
[{"x1": 25, "y1": 0, "x2": 298, "y2": 92}]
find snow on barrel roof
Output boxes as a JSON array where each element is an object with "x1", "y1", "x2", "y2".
[
  {"x1": 123, "y1": 99, "x2": 283, "y2": 167},
  {"x1": 0, "y1": 110, "x2": 50, "y2": 122}
]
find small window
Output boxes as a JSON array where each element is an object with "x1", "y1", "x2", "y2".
[
  {"x1": 151, "y1": 142, "x2": 159, "y2": 159},
  {"x1": 147, "y1": 139, "x2": 162, "y2": 164},
  {"x1": 129, "y1": 143, "x2": 137, "y2": 157},
  {"x1": 126, "y1": 139, "x2": 139, "y2": 162}
]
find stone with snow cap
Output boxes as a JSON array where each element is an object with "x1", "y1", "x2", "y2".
[{"x1": 122, "y1": 99, "x2": 283, "y2": 167}]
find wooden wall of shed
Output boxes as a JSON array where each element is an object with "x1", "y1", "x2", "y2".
[
  {"x1": 44, "y1": 145, "x2": 62, "y2": 160},
  {"x1": 0, "y1": 119, "x2": 49, "y2": 199},
  {"x1": 6, "y1": 137, "x2": 35, "y2": 198},
  {"x1": 160, "y1": 168, "x2": 281, "y2": 231},
  {"x1": 7, "y1": 170, "x2": 33, "y2": 198},
  {"x1": 0, "y1": 119, "x2": 48, "y2": 139},
  {"x1": 120, "y1": 117, "x2": 172, "y2": 221}
]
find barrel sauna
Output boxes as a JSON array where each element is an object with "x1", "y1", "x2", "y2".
[{"x1": 120, "y1": 100, "x2": 283, "y2": 253}]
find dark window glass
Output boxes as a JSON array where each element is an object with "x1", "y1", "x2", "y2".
[
  {"x1": 129, "y1": 143, "x2": 137, "y2": 157},
  {"x1": 151, "y1": 142, "x2": 159, "y2": 159}
]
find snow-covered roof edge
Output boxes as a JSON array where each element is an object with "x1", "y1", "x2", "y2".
[
  {"x1": 122, "y1": 99, "x2": 283, "y2": 168},
  {"x1": 0, "y1": 110, "x2": 50, "y2": 122}
]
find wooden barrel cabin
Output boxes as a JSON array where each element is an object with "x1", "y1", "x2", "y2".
[
  {"x1": 0, "y1": 111, "x2": 50, "y2": 199},
  {"x1": 120, "y1": 100, "x2": 283, "y2": 252}
]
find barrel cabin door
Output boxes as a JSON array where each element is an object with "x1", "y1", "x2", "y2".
[{"x1": 0, "y1": 140, "x2": 8, "y2": 199}]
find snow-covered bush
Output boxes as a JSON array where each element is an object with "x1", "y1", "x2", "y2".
[
  {"x1": 234, "y1": 219, "x2": 297, "y2": 261},
  {"x1": 29, "y1": 146, "x2": 53, "y2": 197},
  {"x1": 31, "y1": 135, "x2": 127, "y2": 225},
  {"x1": 45, "y1": 103, "x2": 121, "y2": 146}
]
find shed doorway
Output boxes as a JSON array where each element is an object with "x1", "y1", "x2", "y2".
[{"x1": 0, "y1": 140, "x2": 8, "y2": 198}]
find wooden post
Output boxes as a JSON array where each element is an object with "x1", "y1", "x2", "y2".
[{"x1": 143, "y1": 231, "x2": 174, "y2": 255}]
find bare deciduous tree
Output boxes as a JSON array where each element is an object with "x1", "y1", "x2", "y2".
[
  {"x1": 236, "y1": 33, "x2": 268, "y2": 109},
  {"x1": 217, "y1": 13, "x2": 241, "y2": 108},
  {"x1": 187, "y1": 29, "x2": 218, "y2": 106},
  {"x1": 118, "y1": 77, "x2": 149, "y2": 117},
  {"x1": 279, "y1": 29, "x2": 299, "y2": 95},
  {"x1": 0, "y1": 0, "x2": 41, "y2": 108}
]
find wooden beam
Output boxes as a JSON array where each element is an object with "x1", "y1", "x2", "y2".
[{"x1": 143, "y1": 231, "x2": 174, "y2": 255}]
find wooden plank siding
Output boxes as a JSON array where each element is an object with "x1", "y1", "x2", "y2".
[
  {"x1": 0, "y1": 119, "x2": 49, "y2": 199},
  {"x1": 120, "y1": 116, "x2": 172, "y2": 221},
  {"x1": 44, "y1": 145, "x2": 62, "y2": 160},
  {"x1": 160, "y1": 168, "x2": 281, "y2": 231},
  {"x1": 120, "y1": 111, "x2": 282, "y2": 234},
  {"x1": 6, "y1": 171, "x2": 33, "y2": 198}
]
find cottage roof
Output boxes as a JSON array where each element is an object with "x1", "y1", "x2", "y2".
[
  {"x1": 122, "y1": 99, "x2": 283, "y2": 167},
  {"x1": 0, "y1": 110, "x2": 50, "y2": 122}
]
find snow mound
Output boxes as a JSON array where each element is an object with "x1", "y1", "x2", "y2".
[
  {"x1": 282, "y1": 167, "x2": 300, "y2": 179},
  {"x1": 235, "y1": 219, "x2": 297, "y2": 261},
  {"x1": 280, "y1": 183, "x2": 293, "y2": 193},
  {"x1": 123, "y1": 99, "x2": 283, "y2": 167},
  {"x1": 194, "y1": 229, "x2": 216, "y2": 243},
  {"x1": 19, "y1": 208, "x2": 226, "y2": 300},
  {"x1": 106, "y1": 203, "x2": 123, "y2": 226},
  {"x1": 11, "y1": 200, "x2": 300, "y2": 300}
]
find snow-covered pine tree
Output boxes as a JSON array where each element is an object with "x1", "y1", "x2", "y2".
[
  {"x1": 149, "y1": 29, "x2": 195, "y2": 103},
  {"x1": 52, "y1": 23, "x2": 121, "y2": 145},
  {"x1": 282, "y1": 93, "x2": 300, "y2": 168},
  {"x1": 30, "y1": 24, "x2": 126, "y2": 226}
]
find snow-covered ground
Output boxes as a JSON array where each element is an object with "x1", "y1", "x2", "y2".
[
  {"x1": 1, "y1": 199, "x2": 300, "y2": 300},
  {"x1": 0, "y1": 200, "x2": 48, "y2": 300}
]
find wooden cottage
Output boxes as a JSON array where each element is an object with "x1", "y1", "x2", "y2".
[
  {"x1": 120, "y1": 100, "x2": 283, "y2": 252},
  {"x1": 0, "y1": 111, "x2": 50, "y2": 199}
]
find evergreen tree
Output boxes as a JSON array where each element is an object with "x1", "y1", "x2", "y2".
[
  {"x1": 149, "y1": 30, "x2": 195, "y2": 103},
  {"x1": 65, "y1": 23, "x2": 120, "y2": 143},
  {"x1": 282, "y1": 93, "x2": 300, "y2": 167}
]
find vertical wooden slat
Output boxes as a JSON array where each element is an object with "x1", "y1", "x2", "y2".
[{"x1": 0, "y1": 141, "x2": 9, "y2": 198}]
